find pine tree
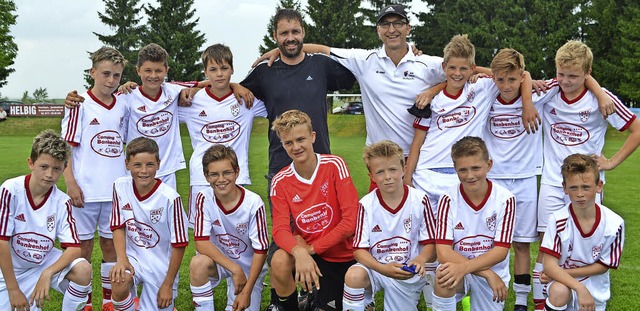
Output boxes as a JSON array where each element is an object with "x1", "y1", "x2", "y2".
[
  {"x1": 89, "y1": 0, "x2": 144, "y2": 86},
  {"x1": 617, "y1": 3, "x2": 640, "y2": 102},
  {"x1": 259, "y1": 0, "x2": 303, "y2": 54},
  {"x1": 304, "y1": 0, "x2": 372, "y2": 49},
  {"x1": 0, "y1": 0, "x2": 18, "y2": 88},
  {"x1": 143, "y1": 0, "x2": 206, "y2": 82}
]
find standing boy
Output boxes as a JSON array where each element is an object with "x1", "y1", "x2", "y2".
[
  {"x1": 179, "y1": 44, "x2": 267, "y2": 227},
  {"x1": 190, "y1": 145, "x2": 269, "y2": 311},
  {"x1": 0, "y1": 130, "x2": 92, "y2": 310},
  {"x1": 109, "y1": 137, "x2": 189, "y2": 311},
  {"x1": 269, "y1": 110, "x2": 359, "y2": 311},
  {"x1": 343, "y1": 140, "x2": 437, "y2": 311},
  {"x1": 61, "y1": 46, "x2": 128, "y2": 310},
  {"x1": 533, "y1": 40, "x2": 640, "y2": 309},
  {"x1": 540, "y1": 154, "x2": 624, "y2": 311},
  {"x1": 433, "y1": 136, "x2": 515, "y2": 311}
]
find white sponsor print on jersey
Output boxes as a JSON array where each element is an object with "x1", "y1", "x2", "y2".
[
  {"x1": 292, "y1": 194, "x2": 302, "y2": 203},
  {"x1": 126, "y1": 220, "x2": 160, "y2": 249},
  {"x1": 47, "y1": 214, "x2": 55, "y2": 232},
  {"x1": 90, "y1": 130, "x2": 124, "y2": 158},
  {"x1": 306, "y1": 75, "x2": 313, "y2": 81},
  {"x1": 550, "y1": 122, "x2": 590, "y2": 146},
  {"x1": 371, "y1": 236, "x2": 411, "y2": 263},
  {"x1": 295, "y1": 203, "x2": 333, "y2": 234},
  {"x1": 216, "y1": 234, "x2": 248, "y2": 259},
  {"x1": 12, "y1": 233, "x2": 55, "y2": 264},
  {"x1": 150, "y1": 207, "x2": 163, "y2": 224},
  {"x1": 136, "y1": 110, "x2": 173, "y2": 137},
  {"x1": 320, "y1": 181, "x2": 328, "y2": 197},
  {"x1": 200, "y1": 120, "x2": 241, "y2": 143}
]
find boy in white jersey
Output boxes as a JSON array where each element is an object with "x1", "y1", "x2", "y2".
[
  {"x1": 343, "y1": 140, "x2": 437, "y2": 311},
  {"x1": 0, "y1": 130, "x2": 92, "y2": 310},
  {"x1": 540, "y1": 154, "x2": 624, "y2": 311},
  {"x1": 433, "y1": 136, "x2": 515, "y2": 311},
  {"x1": 533, "y1": 40, "x2": 640, "y2": 310},
  {"x1": 109, "y1": 137, "x2": 189, "y2": 311},
  {"x1": 190, "y1": 144, "x2": 269, "y2": 311},
  {"x1": 179, "y1": 44, "x2": 267, "y2": 227},
  {"x1": 61, "y1": 46, "x2": 127, "y2": 310}
]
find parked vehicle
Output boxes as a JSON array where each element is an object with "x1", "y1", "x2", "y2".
[
  {"x1": 332, "y1": 101, "x2": 364, "y2": 115},
  {"x1": 0, "y1": 100, "x2": 23, "y2": 116}
]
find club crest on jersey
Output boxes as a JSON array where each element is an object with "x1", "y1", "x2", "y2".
[
  {"x1": 150, "y1": 207, "x2": 164, "y2": 224},
  {"x1": 466, "y1": 88, "x2": 475, "y2": 103},
  {"x1": 320, "y1": 181, "x2": 329, "y2": 197},
  {"x1": 579, "y1": 109, "x2": 591, "y2": 123},
  {"x1": 402, "y1": 70, "x2": 415, "y2": 80},
  {"x1": 592, "y1": 243, "x2": 603, "y2": 260},
  {"x1": 47, "y1": 214, "x2": 56, "y2": 232},
  {"x1": 230, "y1": 103, "x2": 240, "y2": 117},
  {"x1": 403, "y1": 215, "x2": 412, "y2": 233},
  {"x1": 236, "y1": 222, "x2": 248, "y2": 235},
  {"x1": 163, "y1": 94, "x2": 173, "y2": 107},
  {"x1": 486, "y1": 212, "x2": 497, "y2": 232}
]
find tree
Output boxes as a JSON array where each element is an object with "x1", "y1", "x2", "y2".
[
  {"x1": 0, "y1": 0, "x2": 18, "y2": 88},
  {"x1": 88, "y1": 0, "x2": 145, "y2": 86},
  {"x1": 32, "y1": 87, "x2": 49, "y2": 103},
  {"x1": 359, "y1": 0, "x2": 412, "y2": 48},
  {"x1": 617, "y1": 3, "x2": 640, "y2": 102},
  {"x1": 21, "y1": 91, "x2": 32, "y2": 104},
  {"x1": 259, "y1": 0, "x2": 303, "y2": 54},
  {"x1": 305, "y1": 0, "x2": 375, "y2": 49},
  {"x1": 142, "y1": 0, "x2": 206, "y2": 82}
]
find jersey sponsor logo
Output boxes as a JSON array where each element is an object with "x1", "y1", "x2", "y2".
[
  {"x1": 402, "y1": 70, "x2": 416, "y2": 80},
  {"x1": 579, "y1": 109, "x2": 591, "y2": 123},
  {"x1": 320, "y1": 181, "x2": 328, "y2": 197},
  {"x1": 122, "y1": 203, "x2": 132, "y2": 211},
  {"x1": 150, "y1": 207, "x2": 164, "y2": 224},
  {"x1": 236, "y1": 222, "x2": 248, "y2": 235},
  {"x1": 292, "y1": 194, "x2": 302, "y2": 203},
  {"x1": 199, "y1": 110, "x2": 207, "y2": 117},
  {"x1": 403, "y1": 215, "x2": 412, "y2": 233},
  {"x1": 436, "y1": 106, "x2": 476, "y2": 130},
  {"x1": 47, "y1": 214, "x2": 56, "y2": 232},
  {"x1": 486, "y1": 212, "x2": 497, "y2": 232},
  {"x1": 137, "y1": 105, "x2": 146, "y2": 112},
  {"x1": 454, "y1": 235, "x2": 494, "y2": 259},
  {"x1": 90, "y1": 118, "x2": 100, "y2": 125},
  {"x1": 306, "y1": 75, "x2": 313, "y2": 81},
  {"x1": 90, "y1": 130, "x2": 124, "y2": 158},
  {"x1": 230, "y1": 103, "x2": 240, "y2": 117},
  {"x1": 550, "y1": 122, "x2": 590, "y2": 146},
  {"x1": 213, "y1": 219, "x2": 221, "y2": 226},
  {"x1": 125, "y1": 219, "x2": 160, "y2": 249},
  {"x1": 372, "y1": 225, "x2": 382, "y2": 232},
  {"x1": 136, "y1": 110, "x2": 174, "y2": 137},
  {"x1": 15, "y1": 213, "x2": 26, "y2": 222},
  {"x1": 592, "y1": 243, "x2": 603, "y2": 260},
  {"x1": 489, "y1": 114, "x2": 525, "y2": 139},
  {"x1": 215, "y1": 233, "x2": 248, "y2": 259},
  {"x1": 200, "y1": 120, "x2": 241, "y2": 144},
  {"x1": 371, "y1": 236, "x2": 411, "y2": 263},
  {"x1": 12, "y1": 232, "x2": 55, "y2": 264},
  {"x1": 454, "y1": 222, "x2": 465, "y2": 230},
  {"x1": 295, "y1": 203, "x2": 334, "y2": 234}
]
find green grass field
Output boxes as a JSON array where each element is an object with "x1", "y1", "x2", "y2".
[{"x1": 0, "y1": 115, "x2": 638, "y2": 310}]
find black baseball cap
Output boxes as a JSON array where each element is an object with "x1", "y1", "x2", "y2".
[{"x1": 377, "y1": 4, "x2": 408, "y2": 24}]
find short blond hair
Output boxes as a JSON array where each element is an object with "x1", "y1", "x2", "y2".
[
  {"x1": 443, "y1": 34, "x2": 475, "y2": 66},
  {"x1": 555, "y1": 40, "x2": 593, "y2": 73},
  {"x1": 271, "y1": 109, "x2": 313, "y2": 137},
  {"x1": 30, "y1": 129, "x2": 70, "y2": 165},
  {"x1": 91, "y1": 46, "x2": 126, "y2": 68},
  {"x1": 363, "y1": 140, "x2": 404, "y2": 171},
  {"x1": 491, "y1": 48, "x2": 524, "y2": 75}
]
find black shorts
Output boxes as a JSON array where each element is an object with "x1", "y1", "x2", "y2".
[{"x1": 313, "y1": 255, "x2": 356, "y2": 311}]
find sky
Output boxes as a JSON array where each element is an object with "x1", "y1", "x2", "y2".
[{"x1": 1, "y1": 0, "x2": 427, "y2": 99}]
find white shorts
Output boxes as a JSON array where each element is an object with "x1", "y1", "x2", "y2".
[
  {"x1": 544, "y1": 280, "x2": 607, "y2": 311},
  {"x1": 188, "y1": 185, "x2": 209, "y2": 228},
  {"x1": 0, "y1": 248, "x2": 88, "y2": 310},
  {"x1": 492, "y1": 177, "x2": 538, "y2": 243},
  {"x1": 74, "y1": 201, "x2": 113, "y2": 240},
  {"x1": 158, "y1": 173, "x2": 177, "y2": 190},
  {"x1": 210, "y1": 262, "x2": 267, "y2": 311},
  {"x1": 353, "y1": 263, "x2": 426, "y2": 311},
  {"x1": 538, "y1": 184, "x2": 602, "y2": 232},
  {"x1": 451, "y1": 273, "x2": 506, "y2": 311},
  {"x1": 412, "y1": 169, "x2": 459, "y2": 216},
  {"x1": 128, "y1": 256, "x2": 178, "y2": 311}
]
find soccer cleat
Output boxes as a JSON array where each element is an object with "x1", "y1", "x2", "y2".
[
  {"x1": 298, "y1": 289, "x2": 317, "y2": 311},
  {"x1": 263, "y1": 304, "x2": 283, "y2": 311},
  {"x1": 513, "y1": 305, "x2": 528, "y2": 311},
  {"x1": 101, "y1": 302, "x2": 115, "y2": 311},
  {"x1": 364, "y1": 301, "x2": 376, "y2": 311}
]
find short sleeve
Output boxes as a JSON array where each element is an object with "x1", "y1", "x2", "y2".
[
  {"x1": 419, "y1": 194, "x2": 437, "y2": 244},
  {"x1": 539, "y1": 213, "x2": 562, "y2": 259},
  {"x1": 169, "y1": 197, "x2": 189, "y2": 247},
  {"x1": 597, "y1": 222, "x2": 625, "y2": 269},
  {"x1": 57, "y1": 199, "x2": 81, "y2": 247},
  {"x1": 353, "y1": 202, "x2": 371, "y2": 249},
  {"x1": 0, "y1": 184, "x2": 15, "y2": 239},
  {"x1": 248, "y1": 202, "x2": 269, "y2": 253},
  {"x1": 435, "y1": 195, "x2": 454, "y2": 245},
  {"x1": 193, "y1": 191, "x2": 213, "y2": 240},
  {"x1": 110, "y1": 184, "x2": 126, "y2": 231},
  {"x1": 61, "y1": 106, "x2": 82, "y2": 146},
  {"x1": 493, "y1": 196, "x2": 515, "y2": 248}
]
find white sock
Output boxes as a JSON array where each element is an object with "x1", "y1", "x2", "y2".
[
  {"x1": 545, "y1": 298, "x2": 567, "y2": 311},
  {"x1": 63, "y1": 281, "x2": 91, "y2": 310},
  {"x1": 342, "y1": 284, "x2": 365, "y2": 311},
  {"x1": 190, "y1": 283, "x2": 214, "y2": 310},
  {"x1": 533, "y1": 262, "x2": 545, "y2": 310},
  {"x1": 514, "y1": 281, "x2": 531, "y2": 306},
  {"x1": 431, "y1": 292, "x2": 456, "y2": 311},
  {"x1": 423, "y1": 262, "x2": 438, "y2": 307},
  {"x1": 113, "y1": 292, "x2": 135, "y2": 311},
  {"x1": 101, "y1": 261, "x2": 115, "y2": 305}
]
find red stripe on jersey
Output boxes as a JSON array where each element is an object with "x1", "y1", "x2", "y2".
[
  {"x1": 500, "y1": 196, "x2": 516, "y2": 243},
  {"x1": 436, "y1": 195, "x2": 451, "y2": 240},
  {"x1": 65, "y1": 200, "x2": 80, "y2": 243},
  {"x1": 256, "y1": 205, "x2": 269, "y2": 250},
  {"x1": 110, "y1": 185, "x2": 121, "y2": 230},
  {"x1": 610, "y1": 224, "x2": 624, "y2": 268},
  {"x1": 353, "y1": 203, "x2": 366, "y2": 248},
  {"x1": 0, "y1": 188, "x2": 10, "y2": 236},
  {"x1": 553, "y1": 232, "x2": 562, "y2": 255},
  {"x1": 604, "y1": 89, "x2": 634, "y2": 121},
  {"x1": 187, "y1": 186, "x2": 193, "y2": 220},
  {"x1": 173, "y1": 198, "x2": 188, "y2": 244},
  {"x1": 194, "y1": 192, "x2": 206, "y2": 237},
  {"x1": 422, "y1": 195, "x2": 436, "y2": 241},
  {"x1": 412, "y1": 117, "x2": 429, "y2": 131},
  {"x1": 64, "y1": 107, "x2": 80, "y2": 143},
  {"x1": 539, "y1": 246, "x2": 560, "y2": 259}
]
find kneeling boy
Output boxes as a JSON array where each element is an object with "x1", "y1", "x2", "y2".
[
  {"x1": 0, "y1": 130, "x2": 92, "y2": 310},
  {"x1": 343, "y1": 140, "x2": 437, "y2": 311},
  {"x1": 269, "y1": 110, "x2": 359, "y2": 311},
  {"x1": 109, "y1": 137, "x2": 189, "y2": 310},
  {"x1": 539, "y1": 154, "x2": 624, "y2": 311},
  {"x1": 190, "y1": 144, "x2": 269, "y2": 310},
  {"x1": 433, "y1": 136, "x2": 515, "y2": 311}
]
